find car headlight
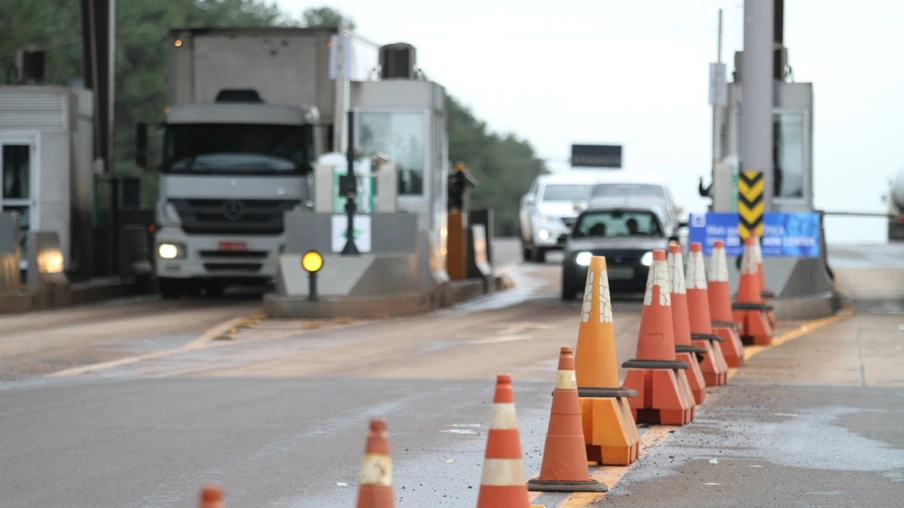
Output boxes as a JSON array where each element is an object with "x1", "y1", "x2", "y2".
[
  {"x1": 575, "y1": 251, "x2": 592, "y2": 266},
  {"x1": 538, "y1": 229, "x2": 550, "y2": 240},
  {"x1": 158, "y1": 242, "x2": 186, "y2": 260},
  {"x1": 640, "y1": 251, "x2": 653, "y2": 266}
]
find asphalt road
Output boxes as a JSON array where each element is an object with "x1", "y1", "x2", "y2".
[{"x1": 1, "y1": 239, "x2": 902, "y2": 507}]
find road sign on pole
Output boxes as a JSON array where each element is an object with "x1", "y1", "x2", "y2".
[{"x1": 738, "y1": 170, "x2": 765, "y2": 240}]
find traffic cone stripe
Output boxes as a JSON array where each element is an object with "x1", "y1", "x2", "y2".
[
  {"x1": 667, "y1": 250, "x2": 687, "y2": 294},
  {"x1": 581, "y1": 269, "x2": 613, "y2": 323},
  {"x1": 644, "y1": 258, "x2": 671, "y2": 307},
  {"x1": 741, "y1": 244, "x2": 757, "y2": 275},
  {"x1": 480, "y1": 458, "x2": 527, "y2": 485},
  {"x1": 360, "y1": 453, "x2": 393, "y2": 487},
  {"x1": 556, "y1": 369, "x2": 578, "y2": 390},
  {"x1": 490, "y1": 403, "x2": 518, "y2": 429},
  {"x1": 686, "y1": 246, "x2": 708, "y2": 290},
  {"x1": 709, "y1": 242, "x2": 730, "y2": 282}
]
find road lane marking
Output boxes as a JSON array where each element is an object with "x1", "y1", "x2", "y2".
[
  {"x1": 550, "y1": 306, "x2": 855, "y2": 507},
  {"x1": 45, "y1": 314, "x2": 254, "y2": 378}
]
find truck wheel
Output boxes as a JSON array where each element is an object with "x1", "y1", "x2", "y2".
[
  {"x1": 561, "y1": 277, "x2": 578, "y2": 301},
  {"x1": 158, "y1": 279, "x2": 181, "y2": 299}
]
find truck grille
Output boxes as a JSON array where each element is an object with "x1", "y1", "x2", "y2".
[{"x1": 170, "y1": 199, "x2": 298, "y2": 235}]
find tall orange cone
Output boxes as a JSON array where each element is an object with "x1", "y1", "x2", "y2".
[
  {"x1": 477, "y1": 374, "x2": 530, "y2": 508},
  {"x1": 686, "y1": 242, "x2": 730, "y2": 385},
  {"x1": 528, "y1": 347, "x2": 608, "y2": 493},
  {"x1": 199, "y1": 485, "x2": 224, "y2": 508},
  {"x1": 573, "y1": 256, "x2": 640, "y2": 466},
  {"x1": 356, "y1": 418, "x2": 395, "y2": 508},
  {"x1": 667, "y1": 244, "x2": 708, "y2": 405},
  {"x1": 622, "y1": 250, "x2": 696, "y2": 426},
  {"x1": 750, "y1": 235, "x2": 777, "y2": 329},
  {"x1": 732, "y1": 237, "x2": 774, "y2": 346},
  {"x1": 707, "y1": 240, "x2": 747, "y2": 367}
]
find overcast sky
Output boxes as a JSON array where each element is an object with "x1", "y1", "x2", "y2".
[{"x1": 275, "y1": 0, "x2": 903, "y2": 243}]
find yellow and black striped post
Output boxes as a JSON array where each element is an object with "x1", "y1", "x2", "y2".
[{"x1": 737, "y1": 170, "x2": 765, "y2": 240}]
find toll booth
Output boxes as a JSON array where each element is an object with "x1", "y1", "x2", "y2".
[
  {"x1": 266, "y1": 44, "x2": 461, "y2": 317},
  {"x1": 0, "y1": 85, "x2": 96, "y2": 277}
]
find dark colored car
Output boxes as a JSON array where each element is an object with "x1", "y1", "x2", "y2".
[{"x1": 561, "y1": 206, "x2": 679, "y2": 300}]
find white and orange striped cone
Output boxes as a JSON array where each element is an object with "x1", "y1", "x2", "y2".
[
  {"x1": 356, "y1": 418, "x2": 395, "y2": 508},
  {"x1": 731, "y1": 237, "x2": 774, "y2": 346},
  {"x1": 477, "y1": 374, "x2": 530, "y2": 508},
  {"x1": 199, "y1": 485, "x2": 224, "y2": 508},
  {"x1": 528, "y1": 347, "x2": 607, "y2": 493},
  {"x1": 686, "y1": 242, "x2": 730, "y2": 386},
  {"x1": 667, "y1": 244, "x2": 708, "y2": 405},
  {"x1": 621, "y1": 250, "x2": 696, "y2": 426},
  {"x1": 751, "y1": 235, "x2": 777, "y2": 329},
  {"x1": 707, "y1": 240, "x2": 747, "y2": 367}
]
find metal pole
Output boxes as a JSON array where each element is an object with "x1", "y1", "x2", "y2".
[
  {"x1": 341, "y1": 110, "x2": 360, "y2": 255},
  {"x1": 332, "y1": 28, "x2": 346, "y2": 154},
  {"x1": 711, "y1": 8, "x2": 724, "y2": 166},
  {"x1": 741, "y1": 0, "x2": 775, "y2": 212},
  {"x1": 308, "y1": 273, "x2": 318, "y2": 301}
]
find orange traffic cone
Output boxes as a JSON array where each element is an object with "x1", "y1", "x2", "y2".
[
  {"x1": 686, "y1": 242, "x2": 730, "y2": 385},
  {"x1": 667, "y1": 244, "x2": 708, "y2": 405},
  {"x1": 477, "y1": 374, "x2": 530, "y2": 508},
  {"x1": 574, "y1": 256, "x2": 640, "y2": 466},
  {"x1": 751, "y1": 235, "x2": 777, "y2": 329},
  {"x1": 199, "y1": 485, "x2": 224, "y2": 508},
  {"x1": 356, "y1": 418, "x2": 395, "y2": 508},
  {"x1": 707, "y1": 240, "x2": 747, "y2": 367},
  {"x1": 621, "y1": 250, "x2": 696, "y2": 426},
  {"x1": 528, "y1": 347, "x2": 608, "y2": 493},
  {"x1": 732, "y1": 237, "x2": 774, "y2": 346}
]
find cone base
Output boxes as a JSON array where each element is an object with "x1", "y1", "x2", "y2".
[
  {"x1": 677, "y1": 351, "x2": 706, "y2": 405},
  {"x1": 527, "y1": 478, "x2": 608, "y2": 493},
  {"x1": 692, "y1": 339, "x2": 729, "y2": 387},
  {"x1": 713, "y1": 326, "x2": 745, "y2": 367},
  {"x1": 733, "y1": 309, "x2": 774, "y2": 346},
  {"x1": 476, "y1": 485, "x2": 530, "y2": 508},
  {"x1": 356, "y1": 485, "x2": 395, "y2": 508},
  {"x1": 580, "y1": 397, "x2": 640, "y2": 466},
  {"x1": 624, "y1": 368, "x2": 696, "y2": 426}
]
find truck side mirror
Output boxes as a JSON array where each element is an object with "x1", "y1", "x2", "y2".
[{"x1": 135, "y1": 122, "x2": 148, "y2": 168}]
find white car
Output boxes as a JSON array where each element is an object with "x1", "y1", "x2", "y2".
[{"x1": 518, "y1": 170, "x2": 615, "y2": 262}]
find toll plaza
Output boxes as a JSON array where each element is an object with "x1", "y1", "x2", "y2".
[{"x1": 1, "y1": 1, "x2": 903, "y2": 507}]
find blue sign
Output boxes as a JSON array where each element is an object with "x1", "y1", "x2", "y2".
[{"x1": 688, "y1": 212, "x2": 821, "y2": 258}]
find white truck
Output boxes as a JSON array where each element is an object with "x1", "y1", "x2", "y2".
[
  {"x1": 135, "y1": 27, "x2": 373, "y2": 298},
  {"x1": 886, "y1": 169, "x2": 904, "y2": 242}
]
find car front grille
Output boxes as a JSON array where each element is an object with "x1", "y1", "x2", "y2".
[{"x1": 171, "y1": 199, "x2": 299, "y2": 235}]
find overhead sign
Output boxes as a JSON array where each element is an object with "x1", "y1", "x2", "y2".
[
  {"x1": 737, "y1": 170, "x2": 764, "y2": 240},
  {"x1": 570, "y1": 144, "x2": 622, "y2": 168},
  {"x1": 688, "y1": 212, "x2": 821, "y2": 258},
  {"x1": 331, "y1": 214, "x2": 372, "y2": 253}
]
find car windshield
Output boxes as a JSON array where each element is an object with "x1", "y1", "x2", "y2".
[
  {"x1": 591, "y1": 183, "x2": 666, "y2": 199},
  {"x1": 573, "y1": 209, "x2": 664, "y2": 238},
  {"x1": 164, "y1": 123, "x2": 308, "y2": 174},
  {"x1": 542, "y1": 184, "x2": 593, "y2": 202}
]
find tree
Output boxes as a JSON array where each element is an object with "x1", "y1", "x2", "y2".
[{"x1": 301, "y1": 6, "x2": 356, "y2": 30}]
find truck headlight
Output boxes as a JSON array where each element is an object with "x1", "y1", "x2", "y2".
[
  {"x1": 640, "y1": 251, "x2": 653, "y2": 266},
  {"x1": 158, "y1": 242, "x2": 186, "y2": 260},
  {"x1": 575, "y1": 251, "x2": 592, "y2": 266}
]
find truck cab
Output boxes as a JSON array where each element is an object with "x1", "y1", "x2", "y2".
[{"x1": 139, "y1": 99, "x2": 319, "y2": 297}]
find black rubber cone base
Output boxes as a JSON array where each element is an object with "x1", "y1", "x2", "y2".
[{"x1": 527, "y1": 478, "x2": 609, "y2": 493}]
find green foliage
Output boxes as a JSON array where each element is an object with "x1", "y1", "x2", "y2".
[
  {"x1": 301, "y1": 6, "x2": 356, "y2": 30},
  {"x1": 0, "y1": 1, "x2": 543, "y2": 234}
]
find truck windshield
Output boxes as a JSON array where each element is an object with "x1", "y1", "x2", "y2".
[{"x1": 163, "y1": 123, "x2": 308, "y2": 174}]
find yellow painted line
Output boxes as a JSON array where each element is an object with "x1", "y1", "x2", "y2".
[
  {"x1": 46, "y1": 314, "x2": 255, "y2": 378},
  {"x1": 727, "y1": 306, "x2": 854, "y2": 381},
  {"x1": 551, "y1": 306, "x2": 855, "y2": 507}
]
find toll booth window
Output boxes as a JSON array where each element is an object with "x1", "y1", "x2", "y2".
[
  {"x1": 573, "y1": 210, "x2": 663, "y2": 238},
  {"x1": 542, "y1": 184, "x2": 592, "y2": 202},
  {"x1": 591, "y1": 184, "x2": 665, "y2": 199},
  {"x1": 774, "y1": 112, "x2": 805, "y2": 199},
  {"x1": 358, "y1": 112, "x2": 426, "y2": 195}
]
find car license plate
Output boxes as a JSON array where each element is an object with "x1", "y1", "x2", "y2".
[
  {"x1": 608, "y1": 267, "x2": 635, "y2": 280},
  {"x1": 218, "y1": 241, "x2": 247, "y2": 252}
]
